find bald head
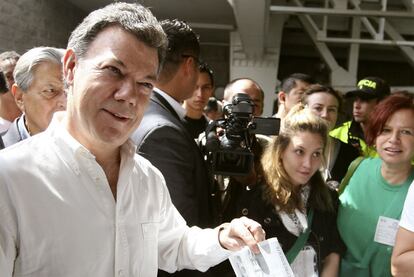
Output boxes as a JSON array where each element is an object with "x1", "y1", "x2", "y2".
[{"x1": 224, "y1": 78, "x2": 264, "y2": 116}]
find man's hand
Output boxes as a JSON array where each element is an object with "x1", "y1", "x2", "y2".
[{"x1": 218, "y1": 217, "x2": 266, "y2": 254}]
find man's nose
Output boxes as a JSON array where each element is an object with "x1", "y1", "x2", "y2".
[
  {"x1": 56, "y1": 90, "x2": 67, "y2": 110},
  {"x1": 354, "y1": 99, "x2": 362, "y2": 109},
  {"x1": 114, "y1": 80, "x2": 137, "y2": 106}
]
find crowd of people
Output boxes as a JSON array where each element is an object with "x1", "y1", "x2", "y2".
[{"x1": 0, "y1": 2, "x2": 413, "y2": 277}]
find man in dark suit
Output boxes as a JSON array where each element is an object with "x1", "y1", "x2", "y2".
[{"x1": 131, "y1": 19, "x2": 215, "y2": 276}]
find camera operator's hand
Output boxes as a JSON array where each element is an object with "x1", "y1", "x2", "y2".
[{"x1": 217, "y1": 217, "x2": 265, "y2": 254}]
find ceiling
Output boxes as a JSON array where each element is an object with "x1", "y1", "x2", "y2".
[
  {"x1": 65, "y1": 0, "x2": 236, "y2": 46},
  {"x1": 64, "y1": 0, "x2": 414, "y2": 87}
]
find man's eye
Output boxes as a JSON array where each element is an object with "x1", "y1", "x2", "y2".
[
  {"x1": 137, "y1": 82, "x2": 154, "y2": 96},
  {"x1": 139, "y1": 82, "x2": 153, "y2": 90},
  {"x1": 106, "y1": 66, "x2": 122, "y2": 76},
  {"x1": 41, "y1": 88, "x2": 62, "y2": 99}
]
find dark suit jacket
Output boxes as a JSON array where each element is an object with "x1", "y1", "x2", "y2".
[
  {"x1": 132, "y1": 91, "x2": 217, "y2": 277},
  {"x1": 0, "y1": 116, "x2": 25, "y2": 149},
  {"x1": 132, "y1": 91, "x2": 215, "y2": 228}
]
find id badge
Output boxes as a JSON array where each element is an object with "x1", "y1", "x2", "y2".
[{"x1": 374, "y1": 216, "x2": 399, "y2": 246}]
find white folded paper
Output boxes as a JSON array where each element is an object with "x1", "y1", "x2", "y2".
[{"x1": 229, "y1": 237, "x2": 294, "y2": 277}]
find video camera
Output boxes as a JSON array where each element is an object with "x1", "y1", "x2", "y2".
[{"x1": 204, "y1": 93, "x2": 280, "y2": 176}]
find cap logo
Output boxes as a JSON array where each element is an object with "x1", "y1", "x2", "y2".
[{"x1": 358, "y1": 79, "x2": 377, "y2": 90}]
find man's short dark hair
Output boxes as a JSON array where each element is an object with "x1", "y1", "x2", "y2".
[
  {"x1": 281, "y1": 73, "x2": 315, "y2": 94},
  {"x1": 159, "y1": 19, "x2": 200, "y2": 82},
  {"x1": 199, "y1": 62, "x2": 214, "y2": 87}
]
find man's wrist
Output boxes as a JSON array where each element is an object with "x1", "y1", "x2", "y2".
[{"x1": 217, "y1": 223, "x2": 230, "y2": 249}]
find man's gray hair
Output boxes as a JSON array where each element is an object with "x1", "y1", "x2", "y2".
[
  {"x1": 67, "y1": 2, "x2": 167, "y2": 70},
  {"x1": 14, "y1": 47, "x2": 65, "y2": 91}
]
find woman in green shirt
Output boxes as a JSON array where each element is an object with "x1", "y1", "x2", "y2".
[{"x1": 337, "y1": 92, "x2": 414, "y2": 276}]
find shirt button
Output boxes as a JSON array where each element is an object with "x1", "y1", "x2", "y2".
[
  {"x1": 241, "y1": 208, "x2": 249, "y2": 216},
  {"x1": 118, "y1": 269, "x2": 124, "y2": 276},
  {"x1": 264, "y1": 217, "x2": 271, "y2": 224}
]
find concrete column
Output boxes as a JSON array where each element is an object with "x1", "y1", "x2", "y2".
[{"x1": 228, "y1": 15, "x2": 286, "y2": 116}]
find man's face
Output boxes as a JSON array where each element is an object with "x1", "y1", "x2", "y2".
[
  {"x1": 1, "y1": 60, "x2": 17, "y2": 90},
  {"x1": 64, "y1": 26, "x2": 159, "y2": 149},
  {"x1": 353, "y1": 97, "x2": 377, "y2": 123},
  {"x1": 1, "y1": 59, "x2": 18, "y2": 103},
  {"x1": 14, "y1": 61, "x2": 66, "y2": 135},
  {"x1": 282, "y1": 80, "x2": 310, "y2": 113},
  {"x1": 180, "y1": 56, "x2": 200, "y2": 101},
  {"x1": 228, "y1": 80, "x2": 263, "y2": 116},
  {"x1": 185, "y1": 72, "x2": 213, "y2": 112}
]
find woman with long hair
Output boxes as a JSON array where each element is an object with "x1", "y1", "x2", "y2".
[
  {"x1": 301, "y1": 84, "x2": 360, "y2": 187},
  {"x1": 227, "y1": 104, "x2": 345, "y2": 276}
]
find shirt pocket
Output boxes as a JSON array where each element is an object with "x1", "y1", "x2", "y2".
[
  {"x1": 141, "y1": 222, "x2": 159, "y2": 240},
  {"x1": 139, "y1": 222, "x2": 159, "y2": 277}
]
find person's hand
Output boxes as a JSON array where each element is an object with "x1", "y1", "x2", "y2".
[{"x1": 218, "y1": 216, "x2": 265, "y2": 254}]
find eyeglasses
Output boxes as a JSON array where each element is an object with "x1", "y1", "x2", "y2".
[{"x1": 181, "y1": 54, "x2": 201, "y2": 66}]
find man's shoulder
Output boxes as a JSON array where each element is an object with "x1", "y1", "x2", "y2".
[
  {"x1": 132, "y1": 99, "x2": 182, "y2": 141},
  {"x1": 329, "y1": 121, "x2": 352, "y2": 143},
  {"x1": 132, "y1": 152, "x2": 168, "y2": 189},
  {"x1": 330, "y1": 121, "x2": 352, "y2": 133},
  {"x1": 1, "y1": 118, "x2": 21, "y2": 147},
  {"x1": 0, "y1": 132, "x2": 51, "y2": 172}
]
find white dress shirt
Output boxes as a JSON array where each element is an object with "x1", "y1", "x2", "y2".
[
  {"x1": 400, "y1": 179, "x2": 414, "y2": 232},
  {"x1": 0, "y1": 112, "x2": 229, "y2": 277},
  {"x1": 0, "y1": 117, "x2": 11, "y2": 134}
]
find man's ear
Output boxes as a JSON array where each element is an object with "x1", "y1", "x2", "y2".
[
  {"x1": 12, "y1": 84, "x2": 25, "y2": 112},
  {"x1": 278, "y1": 91, "x2": 286, "y2": 104},
  {"x1": 182, "y1": 57, "x2": 195, "y2": 77},
  {"x1": 63, "y1": 49, "x2": 77, "y2": 87}
]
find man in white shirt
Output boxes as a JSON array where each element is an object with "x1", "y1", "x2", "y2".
[{"x1": 0, "y1": 3, "x2": 264, "y2": 277}]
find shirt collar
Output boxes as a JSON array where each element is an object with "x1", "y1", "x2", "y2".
[
  {"x1": 17, "y1": 114, "x2": 30, "y2": 140},
  {"x1": 46, "y1": 111, "x2": 137, "y2": 174},
  {"x1": 154, "y1": 87, "x2": 186, "y2": 120}
]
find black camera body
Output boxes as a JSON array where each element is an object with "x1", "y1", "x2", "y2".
[{"x1": 204, "y1": 93, "x2": 280, "y2": 176}]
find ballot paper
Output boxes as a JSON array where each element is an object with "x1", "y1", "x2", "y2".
[{"x1": 229, "y1": 237, "x2": 294, "y2": 277}]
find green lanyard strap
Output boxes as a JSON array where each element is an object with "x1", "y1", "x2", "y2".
[{"x1": 285, "y1": 208, "x2": 314, "y2": 264}]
